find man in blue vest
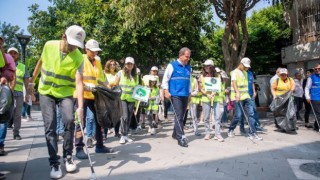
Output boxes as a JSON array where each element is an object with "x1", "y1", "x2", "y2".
[
  {"x1": 162, "y1": 47, "x2": 191, "y2": 147},
  {"x1": 305, "y1": 63, "x2": 320, "y2": 131},
  {"x1": 7, "y1": 47, "x2": 30, "y2": 140}
]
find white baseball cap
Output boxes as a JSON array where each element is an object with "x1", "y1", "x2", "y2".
[
  {"x1": 215, "y1": 67, "x2": 221, "y2": 73},
  {"x1": 7, "y1": 47, "x2": 19, "y2": 54},
  {"x1": 151, "y1": 66, "x2": 158, "y2": 71},
  {"x1": 279, "y1": 68, "x2": 288, "y2": 74},
  {"x1": 85, "y1": 39, "x2": 102, "y2": 52},
  {"x1": 149, "y1": 75, "x2": 157, "y2": 81},
  {"x1": 125, "y1": 57, "x2": 134, "y2": 64},
  {"x1": 65, "y1": 25, "x2": 86, "y2": 48},
  {"x1": 203, "y1": 59, "x2": 214, "y2": 66},
  {"x1": 241, "y1": 57, "x2": 251, "y2": 68}
]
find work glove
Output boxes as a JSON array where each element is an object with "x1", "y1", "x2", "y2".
[{"x1": 84, "y1": 83, "x2": 96, "y2": 92}]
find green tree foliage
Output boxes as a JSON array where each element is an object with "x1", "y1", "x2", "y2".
[
  {"x1": 246, "y1": 4, "x2": 291, "y2": 74},
  {"x1": 0, "y1": 21, "x2": 23, "y2": 50},
  {"x1": 28, "y1": 0, "x2": 215, "y2": 74}
]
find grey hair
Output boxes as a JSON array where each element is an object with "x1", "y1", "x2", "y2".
[{"x1": 179, "y1": 47, "x2": 191, "y2": 57}]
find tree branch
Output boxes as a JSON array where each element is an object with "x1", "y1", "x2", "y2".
[
  {"x1": 245, "y1": 0, "x2": 260, "y2": 12},
  {"x1": 211, "y1": 0, "x2": 226, "y2": 21}
]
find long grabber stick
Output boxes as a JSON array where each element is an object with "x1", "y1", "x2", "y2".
[
  {"x1": 239, "y1": 102, "x2": 257, "y2": 144},
  {"x1": 310, "y1": 102, "x2": 320, "y2": 133},
  {"x1": 170, "y1": 99, "x2": 188, "y2": 141},
  {"x1": 75, "y1": 112, "x2": 99, "y2": 180}
]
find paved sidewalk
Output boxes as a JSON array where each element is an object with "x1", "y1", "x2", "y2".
[{"x1": 1, "y1": 111, "x2": 320, "y2": 180}]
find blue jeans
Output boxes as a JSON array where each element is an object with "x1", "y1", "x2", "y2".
[
  {"x1": 21, "y1": 102, "x2": 31, "y2": 117},
  {"x1": 85, "y1": 107, "x2": 96, "y2": 138},
  {"x1": 221, "y1": 105, "x2": 228, "y2": 123},
  {"x1": 56, "y1": 106, "x2": 65, "y2": 135},
  {"x1": 239, "y1": 98, "x2": 261, "y2": 130},
  {"x1": 229, "y1": 98, "x2": 256, "y2": 134},
  {"x1": 251, "y1": 98, "x2": 260, "y2": 127},
  {"x1": 0, "y1": 122, "x2": 8, "y2": 147}
]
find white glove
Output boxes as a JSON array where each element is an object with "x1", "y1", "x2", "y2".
[{"x1": 84, "y1": 83, "x2": 96, "y2": 92}]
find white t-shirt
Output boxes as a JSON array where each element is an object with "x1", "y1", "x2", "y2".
[{"x1": 294, "y1": 79, "x2": 304, "y2": 97}]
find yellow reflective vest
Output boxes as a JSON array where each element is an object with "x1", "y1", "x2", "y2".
[
  {"x1": 38, "y1": 40, "x2": 83, "y2": 98},
  {"x1": 190, "y1": 76, "x2": 201, "y2": 104},
  {"x1": 230, "y1": 69, "x2": 250, "y2": 101},
  {"x1": 200, "y1": 75, "x2": 225, "y2": 103},
  {"x1": 119, "y1": 70, "x2": 138, "y2": 102},
  {"x1": 14, "y1": 63, "x2": 26, "y2": 92},
  {"x1": 146, "y1": 86, "x2": 159, "y2": 111},
  {"x1": 74, "y1": 55, "x2": 105, "y2": 100}
]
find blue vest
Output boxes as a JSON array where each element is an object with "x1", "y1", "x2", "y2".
[
  {"x1": 168, "y1": 60, "x2": 191, "y2": 97},
  {"x1": 310, "y1": 74, "x2": 320, "y2": 101},
  {"x1": 248, "y1": 70, "x2": 254, "y2": 97}
]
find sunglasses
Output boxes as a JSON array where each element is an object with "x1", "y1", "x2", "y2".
[{"x1": 315, "y1": 68, "x2": 320, "y2": 71}]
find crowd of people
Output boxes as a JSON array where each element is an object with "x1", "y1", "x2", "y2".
[{"x1": 0, "y1": 25, "x2": 319, "y2": 179}]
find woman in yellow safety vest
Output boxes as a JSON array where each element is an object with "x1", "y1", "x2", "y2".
[
  {"x1": 271, "y1": 68, "x2": 296, "y2": 99},
  {"x1": 145, "y1": 75, "x2": 159, "y2": 135},
  {"x1": 199, "y1": 59, "x2": 224, "y2": 142},
  {"x1": 114, "y1": 57, "x2": 139, "y2": 144},
  {"x1": 104, "y1": 59, "x2": 121, "y2": 138}
]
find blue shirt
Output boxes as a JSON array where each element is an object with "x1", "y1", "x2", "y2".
[{"x1": 248, "y1": 70, "x2": 254, "y2": 97}]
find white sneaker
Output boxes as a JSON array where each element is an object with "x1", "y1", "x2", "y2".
[
  {"x1": 125, "y1": 136, "x2": 133, "y2": 143},
  {"x1": 228, "y1": 130, "x2": 235, "y2": 137},
  {"x1": 249, "y1": 133, "x2": 263, "y2": 141},
  {"x1": 64, "y1": 155, "x2": 77, "y2": 172},
  {"x1": 148, "y1": 126, "x2": 152, "y2": 133},
  {"x1": 27, "y1": 116, "x2": 33, "y2": 121},
  {"x1": 50, "y1": 164, "x2": 62, "y2": 179},
  {"x1": 150, "y1": 128, "x2": 156, "y2": 135},
  {"x1": 119, "y1": 136, "x2": 126, "y2": 144}
]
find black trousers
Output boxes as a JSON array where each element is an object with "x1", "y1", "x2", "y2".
[
  {"x1": 303, "y1": 98, "x2": 311, "y2": 123},
  {"x1": 311, "y1": 100, "x2": 320, "y2": 130},
  {"x1": 163, "y1": 98, "x2": 171, "y2": 119},
  {"x1": 294, "y1": 96, "x2": 303, "y2": 119},
  {"x1": 171, "y1": 96, "x2": 189, "y2": 140}
]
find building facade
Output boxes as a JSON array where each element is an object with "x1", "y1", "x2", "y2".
[{"x1": 282, "y1": 0, "x2": 320, "y2": 76}]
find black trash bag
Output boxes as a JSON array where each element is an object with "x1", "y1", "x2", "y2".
[
  {"x1": 93, "y1": 85, "x2": 122, "y2": 128},
  {"x1": 269, "y1": 91, "x2": 296, "y2": 132},
  {"x1": 0, "y1": 85, "x2": 14, "y2": 123}
]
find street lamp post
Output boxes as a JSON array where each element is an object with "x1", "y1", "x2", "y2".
[{"x1": 16, "y1": 34, "x2": 31, "y2": 63}]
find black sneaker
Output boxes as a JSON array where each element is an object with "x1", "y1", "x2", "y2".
[
  {"x1": 0, "y1": 147, "x2": 6, "y2": 156},
  {"x1": 86, "y1": 138, "x2": 93, "y2": 148},
  {"x1": 14, "y1": 134, "x2": 22, "y2": 140},
  {"x1": 141, "y1": 123, "x2": 146, "y2": 129},
  {"x1": 0, "y1": 172, "x2": 5, "y2": 179},
  {"x1": 95, "y1": 146, "x2": 114, "y2": 153},
  {"x1": 75, "y1": 148, "x2": 88, "y2": 159}
]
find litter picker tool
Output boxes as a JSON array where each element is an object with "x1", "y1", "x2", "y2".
[
  {"x1": 75, "y1": 112, "x2": 99, "y2": 180},
  {"x1": 239, "y1": 102, "x2": 257, "y2": 144},
  {"x1": 310, "y1": 102, "x2": 320, "y2": 133},
  {"x1": 170, "y1": 99, "x2": 188, "y2": 141}
]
